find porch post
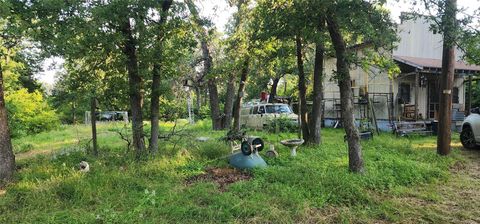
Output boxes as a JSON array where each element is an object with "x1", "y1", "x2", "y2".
[
  {"x1": 415, "y1": 72, "x2": 419, "y2": 120},
  {"x1": 466, "y1": 74, "x2": 472, "y2": 116}
]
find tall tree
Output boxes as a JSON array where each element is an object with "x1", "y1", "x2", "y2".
[
  {"x1": 295, "y1": 34, "x2": 310, "y2": 141},
  {"x1": 326, "y1": 14, "x2": 364, "y2": 172},
  {"x1": 19, "y1": 1, "x2": 192, "y2": 158},
  {"x1": 308, "y1": 17, "x2": 326, "y2": 145},
  {"x1": 149, "y1": 0, "x2": 173, "y2": 154},
  {"x1": 0, "y1": 2, "x2": 16, "y2": 184},
  {"x1": 185, "y1": 0, "x2": 223, "y2": 130},
  {"x1": 229, "y1": 0, "x2": 252, "y2": 132},
  {"x1": 325, "y1": 0, "x2": 397, "y2": 172},
  {"x1": 0, "y1": 59, "x2": 15, "y2": 185},
  {"x1": 252, "y1": 0, "x2": 328, "y2": 143},
  {"x1": 120, "y1": 17, "x2": 146, "y2": 157}
]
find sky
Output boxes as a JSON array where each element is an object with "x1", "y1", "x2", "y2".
[{"x1": 36, "y1": 0, "x2": 479, "y2": 85}]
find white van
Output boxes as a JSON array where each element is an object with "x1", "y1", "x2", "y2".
[{"x1": 240, "y1": 103, "x2": 299, "y2": 129}]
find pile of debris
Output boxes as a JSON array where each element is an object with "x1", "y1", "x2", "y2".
[{"x1": 186, "y1": 167, "x2": 252, "y2": 191}]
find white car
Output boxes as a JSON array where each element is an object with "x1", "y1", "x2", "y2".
[
  {"x1": 240, "y1": 103, "x2": 298, "y2": 129},
  {"x1": 460, "y1": 108, "x2": 480, "y2": 149}
]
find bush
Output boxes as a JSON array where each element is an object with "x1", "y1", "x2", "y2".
[
  {"x1": 5, "y1": 89, "x2": 60, "y2": 137},
  {"x1": 264, "y1": 116, "x2": 298, "y2": 133},
  {"x1": 159, "y1": 97, "x2": 187, "y2": 121},
  {"x1": 194, "y1": 105, "x2": 210, "y2": 120}
]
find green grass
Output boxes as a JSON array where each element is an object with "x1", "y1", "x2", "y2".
[{"x1": 0, "y1": 120, "x2": 472, "y2": 223}]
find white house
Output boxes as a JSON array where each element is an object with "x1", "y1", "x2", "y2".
[{"x1": 322, "y1": 16, "x2": 480, "y2": 131}]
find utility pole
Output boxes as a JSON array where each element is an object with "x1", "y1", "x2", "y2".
[{"x1": 437, "y1": 0, "x2": 457, "y2": 156}]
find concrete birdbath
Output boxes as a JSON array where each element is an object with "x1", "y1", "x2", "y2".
[{"x1": 280, "y1": 139, "x2": 304, "y2": 157}]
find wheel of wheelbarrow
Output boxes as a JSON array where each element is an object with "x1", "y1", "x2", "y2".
[
  {"x1": 251, "y1": 138, "x2": 264, "y2": 151},
  {"x1": 241, "y1": 141, "x2": 252, "y2": 155}
]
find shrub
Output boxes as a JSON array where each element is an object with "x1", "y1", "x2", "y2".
[
  {"x1": 264, "y1": 116, "x2": 298, "y2": 133},
  {"x1": 159, "y1": 97, "x2": 187, "y2": 121},
  {"x1": 194, "y1": 105, "x2": 211, "y2": 120},
  {"x1": 5, "y1": 89, "x2": 60, "y2": 137}
]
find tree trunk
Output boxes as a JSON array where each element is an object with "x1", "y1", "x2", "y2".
[
  {"x1": 437, "y1": 0, "x2": 457, "y2": 156},
  {"x1": 208, "y1": 79, "x2": 223, "y2": 130},
  {"x1": 307, "y1": 19, "x2": 325, "y2": 145},
  {"x1": 0, "y1": 63, "x2": 15, "y2": 185},
  {"x1": 327, "y1": 15, "x2": 364, "y2": 173},
  {"x1": 269, "y1": 77, "x2": 280, "y2": 103},
  {"x1": 90, "y1": 97, "x2": 98, "y2": 156},
  {"x1": 121, "y1": 20, "x2": 145, "y2": 159},
  {"x1": 233, "y1": 58, "x2": 249, "y2": 132},
  {"x1": 202, "y1": 36, "x2": 222, "y2": 130},
  {"x1": 195, "y1": 86, "x2": 201, "y2": 110},
  {"x1": 149, "y1": 64, "x2": 161, "y2": 154},
  {"x1": 149, "y1": 1, "x2": 172, "y2": 154},
  {"x1": 295, "y1": 35, "x2": 310, "y2": 142},
  {"x1": 222, "y1": 74, "x2": 236, "y2": 129}
]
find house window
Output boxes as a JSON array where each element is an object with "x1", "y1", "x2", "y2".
[
  {"x1": 453, "y1": 87, "x2": 459, "y2": 104},
  {"x1": 399, "y1": 83, "x2": 411, "y2": 103}
]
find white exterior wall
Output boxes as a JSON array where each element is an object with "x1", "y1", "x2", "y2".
[
  {"x1": 323, "y1": 58, "x2": 392, "y2": 120},
  {"x1": 394, "y1": 16, "x2": 464, "y2": 60}
]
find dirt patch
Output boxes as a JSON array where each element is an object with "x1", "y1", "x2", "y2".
[
  {"x1": 450, "y1": 160, "x2": 467, "y2": 172},
  {"x1": 186, "y1": 167, "x2": 252, "y2": 191}
]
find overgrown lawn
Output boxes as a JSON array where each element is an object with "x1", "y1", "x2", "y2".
[{"x1": 0, "y1": 120, "x2": 470, "y2": 223}]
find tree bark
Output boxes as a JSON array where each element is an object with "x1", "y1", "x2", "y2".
[
  {"x1": 307, "y1": 18, "x2": 325, "y2": 145},
  {"x1": 149, "y1": 1, "x2": 172, "y2": 154},
  {"x1": 149, "y1": 64, "x2": 161, "y2": 153},
  {"x1": 90, "y1": 97, "x2": 98, "y2": 156},
  {"x1": 437, "y1": 0, "x2": 457, "y2": 156},
  {"x1": 208, "y1": 78, "x2": 223, "y2": 130},
  {"x1": 269, "y1": 77, "x2": 280, "y2": 103},
  {"x1": 327, "y1": 15, "x2": 364, "y2": 173},
  {"x1": 295, "y1": 35, "x2": 310, "y2": 142},
  {"x1": 0, "y1": 63, "x2": 15, "y2": 185},
  {"x1": 233, "y1": 58, "x2": 249, "y2": 132},
  {"x1": 195, "y1": 86, "x2": 201, "y2": 110},
  {"x1": 222, "y1": 74, "x2": 236, "y2": 129},
  {"x1": 121, "y1": 20, "x2": 146, "y2": 159}
]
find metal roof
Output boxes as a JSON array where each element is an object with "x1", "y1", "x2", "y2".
[{"x1": 393, "y1": 55, "x2": 480, "y2": 73}]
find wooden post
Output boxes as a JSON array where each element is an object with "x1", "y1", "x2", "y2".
[
  {"x1": 437, "y1": 0, "x2": 456, "y2": 156},
  {"x1": 466, "y1": 74, "x2": 472, "y2": 116},
  {"x1": 90, "y1": 97, "x2": 98, "y2": 156},
  {"x1": 415, "y1": 72, "x2": 419, "y2": 120}
]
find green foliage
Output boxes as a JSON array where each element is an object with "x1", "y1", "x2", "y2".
[
  {"x1": 158, "y1": 97, "x2": 187, "y2": 121},
  {"x1": 264, "y1": 116, "x2": 298, "y2": 133},
  {"x1": 194, "y1": 105, "x2": 211, "y2": 121},
  {"x1": 5, "y1": 89, "x2": 60, "y2": 137}
]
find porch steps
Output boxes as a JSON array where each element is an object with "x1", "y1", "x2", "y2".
[{"x1": 393, "y1": 121, "x2": 432, "y2": 136}]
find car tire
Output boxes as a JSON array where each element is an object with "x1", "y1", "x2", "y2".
[{"x1": 460, "y1": 126, "x2": 477, "y2": 149}]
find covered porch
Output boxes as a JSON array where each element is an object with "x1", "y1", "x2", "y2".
[{"x1": 393, "y1": 55, "x2": 480, "y2": 125}]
